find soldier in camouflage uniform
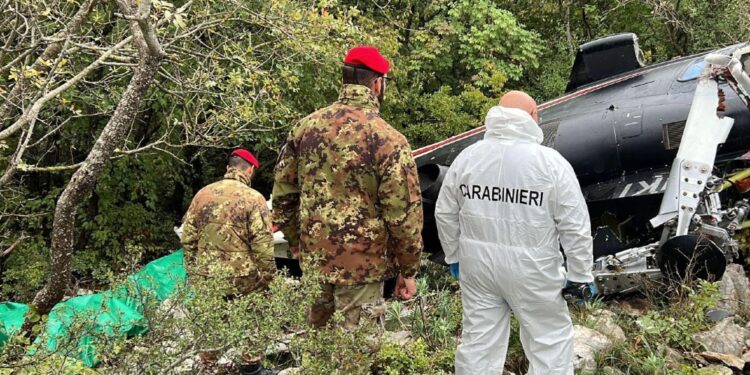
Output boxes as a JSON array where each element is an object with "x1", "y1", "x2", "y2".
[
  {"x1": 181, "y1": 149, "x2": 277, "y2": 375},
  {"x1": 273, "y1": 46, "x2": 423, "y2": 330},
  {"x1": 181, "y1": 149, "x2": 275, "y2": 295}
]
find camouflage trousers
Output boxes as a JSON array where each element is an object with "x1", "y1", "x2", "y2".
[{"x1": 308, "y1": 282, "x2": 386, "y2": 330}]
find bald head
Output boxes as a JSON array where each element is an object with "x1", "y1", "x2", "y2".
[{"x1": 499, "y1": 90, "x2": 538, "y2": 123}]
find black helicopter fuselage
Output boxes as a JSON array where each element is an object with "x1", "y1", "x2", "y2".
[{"x1": 415, "y1": 40, "x2": 750, "y2": 259}]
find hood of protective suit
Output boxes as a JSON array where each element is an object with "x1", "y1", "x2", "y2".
[{"x1": 484, "y1": 105, "x2": 543, "y2": 144}]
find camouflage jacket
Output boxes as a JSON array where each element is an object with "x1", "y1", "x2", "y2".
[
  {"x1": 181, "y1": 168, "x2": 275, "y2": 294},
  {"x1": 273, "y1": 84, "x2": 424, "y2": 285}
]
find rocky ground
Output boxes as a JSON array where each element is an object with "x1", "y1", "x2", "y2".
[
  {"x1": 139, "y1": 262, "x2": 750, "y2": 374},
  {"x1": 570, "y1": 264, "x2": 750, "y2": 374},
  {"x1": 273, "y1": 264, "x2": 750, "y2": 374}
]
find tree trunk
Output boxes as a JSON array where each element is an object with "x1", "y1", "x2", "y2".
[{"x1": 31, "y1": 50, "x2": 163, "y2": 314}]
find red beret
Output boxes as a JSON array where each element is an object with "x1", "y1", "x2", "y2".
[
  {"x1": 343, "y1": 46, "x2": 390, "y2": 75},
  {"x1": 231, "y1": 149, "x2": 259, "y2": 169}
]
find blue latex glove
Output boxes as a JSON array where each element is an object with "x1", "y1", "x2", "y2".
[
  {"x1": 562, "y1": 280, "x2": 597, "y2": 303},
  {"x1": 449, "y1": 263, "x2": 460, "y2": 280}
]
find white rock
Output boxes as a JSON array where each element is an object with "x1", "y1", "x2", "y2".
[
  {"x1": 658, "y1": 345, "x2": 683, "y2": 369},
  {"x1": 588, "y1": 309, "x2": 626, "y2": 343},
  {"x1": 573, "y1": 325, "x2": 613, "y2": 372},
  {"x1": 172, "y1": 356, "x2": 198, "y2": 373},
  {"x1": 384, "y1": 330, "x2": 412, "y2": 346},
  {"x1": 698, "y1": 351, "x2": 745, "y2": 370},
  {"x1": 265, "y1": 341, "x2": 289, "y2": 356},
  {"x1": 157, "y1": 298, "x2": 188, "y2": 319},
  {"x1": 217, "y1": 348, "x2": 240, "y2": 366},
  {"x1": 717, "y1": 264, "x2": 750, "y2": 316},
  {"x1": 693, "y1": 318, "x2": 748, "y2": 357},
  {"x1": 264, "y1": 332, "x2": 294, "y2": 356}
]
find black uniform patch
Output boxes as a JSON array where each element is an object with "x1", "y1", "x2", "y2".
[{"x1": 459, "y1": 184, "x2": 544, "y2": 207}]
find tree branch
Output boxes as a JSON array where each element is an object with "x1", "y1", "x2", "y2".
[
  {"x1": 135, "y1": 0, "x2": 165, "y2": 57},
  {"x1": 1, "y1": 235, "x2": 28, "y2": 259},
  {"x1": 0, "y1": 0, "x2": 95, "y2": 129},
  {"x1": 0, "y1": 34, "x2": 135, "y2": 141},
  {"x1": 0, "y1": 0, "x2": 192, "y2": 141},
  {"x1": 18, "y1": 162, "x2": 84, "y2": 173},
  {"x1": 0, "y1": 116, "x2": 36, "y2": 186},
  {"x1": 31, "y1": 0, "x2": 165, "y2": 314},
  {"x1": 16, "y1": 140, "x2": 189, "y2": 173}
]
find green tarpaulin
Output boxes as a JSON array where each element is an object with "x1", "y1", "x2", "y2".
[
  {"x1": 0, "y1": 302, "x2": 28, "y2": 348},
  {"x1": 0, "y1": 249, "x2": 186, "y2": 367}
]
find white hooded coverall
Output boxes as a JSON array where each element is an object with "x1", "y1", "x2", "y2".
[{"x1": 435, "y1": 106, "x2": 594, "y2": 375}]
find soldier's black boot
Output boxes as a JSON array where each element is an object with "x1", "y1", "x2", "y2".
[{"x1": 238, "y1": 362, "x2": 279, "y2": 375}]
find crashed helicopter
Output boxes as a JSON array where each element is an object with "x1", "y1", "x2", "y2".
[
  {"x1": 266, "y1": 33, "x2": 750, "y2": 296},
  {"x1": 416, "y1": 33, "x2": 750, "y2": 296}
]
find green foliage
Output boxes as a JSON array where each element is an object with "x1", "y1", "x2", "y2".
[
  {"x1": 0, "y1": 0, "x2": 376, "y2": 300},
  {"x1": 1, "y1": 0, "x2": 749, "y2": 372},
  {"x1": 106, "y1": 270, "x2": 321, "y2": 373},
  {"x1": 586, "y1": 281, "x2": 721, "y2": 373},
  {"x1": 368, "y1": 0, "x2": 543, "y2": 147},
  {"x1": 8, "y1": 0, "x2": 747, "y2": 303},
  {"x1": 0, "y1": 185, "x2": 58, "y2": 300},
  {"x1": 391, "y1": 86, "x2": 495, "y2": 148},
  {"x1": 290, "y1": 316, "x2": 378, "y2": 374},
  {"x1": 446, "y1": 0, "x2": 541, "y2": 91},
  {"x1": 0, "y1": 354, "x2": 98, "y2": 375},
  {"x1": 636, "y1": 281, "x2": 720, "y2": 349},
  {"x1": 1, "y1": 238, "x2": 51, "y2": 300},
  {"x1": 408, "y1": 290, "x2": 461, "y2": 352},
  {"x1": 0, "y1": 255, "x2": 727, "y2": 374},
  {"x1": 374, "y1": 339, "x2": 430, "y2": 375}
]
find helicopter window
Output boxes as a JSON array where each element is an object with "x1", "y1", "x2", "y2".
[{"x1": 677, "y1": 60, "x2": 706, "y2": 82}]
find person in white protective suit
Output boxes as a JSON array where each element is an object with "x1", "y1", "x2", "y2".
[{"x1": 435, "y1": 91, "x2": 595, "y2": 375}]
